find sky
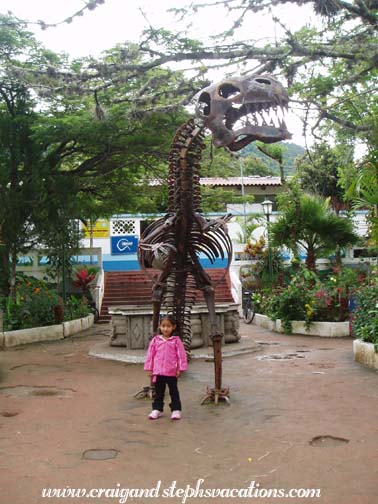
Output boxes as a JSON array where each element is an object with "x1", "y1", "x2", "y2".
[
  {"x1": 1, "y1": 0, "x2": 181, "y2": 58},
  {"x1": 0, "y1": 0, "x2": 315, "y2": 145}
]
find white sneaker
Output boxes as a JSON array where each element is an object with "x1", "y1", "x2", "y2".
[
  {"x1": 148, "y1": 410, "x2": 163, "y2": 420},
  {"x1": 171, "y1": 410, "x2": 182, "y2": 420}
]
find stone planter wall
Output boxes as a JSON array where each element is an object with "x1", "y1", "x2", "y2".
[
  {"x1": 0, "y1": 314, "x2": 94, "y2": 348},
  {"x1": 353, "y1": 339, "x2": 378, "y2": 370},
  {"x1": 254, "y1": 313, "x2": 350, "y2": 337},
  {"x1": 254, "y1": 313, "x2": 276, "y2": 332},
  {"x1": 109, "y1": 304, "x2": 240, "y2": 349}
]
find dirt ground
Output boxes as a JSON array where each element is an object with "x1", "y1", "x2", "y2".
[{"x1": 0, "y1": 322, "x2": 377, "y2": 504}]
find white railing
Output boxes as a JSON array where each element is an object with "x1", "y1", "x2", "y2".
[{"x1": 90, "y1": 268, "x2": 105, "y2": 312}]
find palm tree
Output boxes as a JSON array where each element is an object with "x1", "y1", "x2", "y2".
[
  {"x1": 270, "y1": 193, "x2": 359, "y2": 270},
  {"x1": 234, "y1": 215, "x2": 262, "y2": 244}
]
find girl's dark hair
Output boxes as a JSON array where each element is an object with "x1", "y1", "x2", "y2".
[{"x1": 159, "y1": 314, "x2": 176, "y2": 326}]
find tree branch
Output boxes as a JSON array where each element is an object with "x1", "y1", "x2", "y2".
[{"x1": 0, "y1": 1, "x2": 107, "y2": 30}]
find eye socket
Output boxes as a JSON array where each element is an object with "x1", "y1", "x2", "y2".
[
  {"x1": 218, "y1": 83, "x2": 240, "y2": 99},
  {"x1": 255, "y1": 78, "x2": 272, "y2": 85},
  {"x1": 197, "y1": 91, "x2": 211, "y2": 116}
]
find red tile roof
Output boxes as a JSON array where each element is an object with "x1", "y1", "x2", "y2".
[
  {"x1": 199, "y1": 176, "x2": 282, "y2": 186},
  {"x1": 149, "y1": 176, "x2": 282, "y2": 187}
]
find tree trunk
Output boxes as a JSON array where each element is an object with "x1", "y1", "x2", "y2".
[
  {"x1": 89, "y1": 218, "x2": 94, "y2": 264},
  {"x1": 335, "y1": 245, "x2": 342, "y2": 268},
  {"x1": 306, "y1": 247, "x2": 316, "y2": 271},
  {"x1": 9, "y1": 247, "x2": 18, "y2": 300},
  {"x1": 279, "y1": 161, "x2": 285, "y2": 184},
  {"x1": 0, "y1": 243, "x2": 10, "y2": 297}
]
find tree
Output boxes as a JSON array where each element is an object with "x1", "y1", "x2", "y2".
[
  {"x1": 3, "y1": 2, "x2": 378, "y2": 146},
  {"x1": 241, "y1": 153, "x2": 279, "y2": 177},
  {"x1": 296, "y1": 142, "x2": 352, "y2": 213},
  {"x1": 0, "y1": 1, "x2": 106, "y2": 31},
  {"x1": 3, "y1": 2, "x2": 375, "y2": 274},
  {"x1": 256, "y1": 142, "x2": 286, "y2": 182},
  {"x1": 165, "y1": 0, "x2": 378, "y2": 141},
  {"x1": 199, "y1": 138, "x2": 278, "y2": 178},
  {"x1": 0, "y1": 68, "x2": 44, "y2": 296},
  {"x1": 0, "y1": 18, "x2": 195, "y2": 295},
  {"x1": 37, "y1": 212, "x2": 82, "y2": 301},
  {"x1": 345, "y1": 146, "x2": 378, "y2": 251},
  {"x1": 270, "y1": 185, "x2": 359, "y2": 270},
  {"x1": 242, "y1": 142, "x2": 305, "y2": 175}
]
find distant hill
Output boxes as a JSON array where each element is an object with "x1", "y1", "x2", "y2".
[{"x1": 241, "y1": 142, "x2": 306, "y2": 175}]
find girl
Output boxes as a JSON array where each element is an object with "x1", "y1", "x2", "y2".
[{"x1": 144, "y1": 315, "x2": 188, "y2": 420}]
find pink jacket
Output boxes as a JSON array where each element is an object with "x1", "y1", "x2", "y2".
[{"x1": 144, "y1": 335, "x2": 188, "y2": 379}]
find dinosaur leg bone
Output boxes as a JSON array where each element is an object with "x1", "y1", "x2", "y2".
[
  {"x1": 200, "y1": 285, "x2": 230, "y2": 405},
  {"x1": 191, "y1": 259, "x2": 231, "y2": 405}
]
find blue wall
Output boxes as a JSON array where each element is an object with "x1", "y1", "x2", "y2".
[{"x1": 102, "y1": 254, "x2": 228, "y2": 272}]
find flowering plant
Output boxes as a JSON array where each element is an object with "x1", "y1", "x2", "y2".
[
  {"x1": 1, "y1": 273, "x2": 92, "y2": 331},
  {"x1": 244, "y1": 236, "x2": 266, "y2": 258},
  {"x1": 264, "y1": 268, "x2": 317, "y2": 332},
  {"x1": 2, "y1": 275, "x2": 62, "y2": 330},
  {"x1": 72, "y1": 266, "x2": 97, "y2": 302},
  {"x1": 261, "y1": 266, "x2": 364, "y2": 333}
]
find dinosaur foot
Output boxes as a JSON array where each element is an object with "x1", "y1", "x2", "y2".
[
  {"x1": 200, "y1": 386, "x2": 231, "y2": 405},
  {"x1": 134, "y1": 385, "x2": 155, "y2": 400}
]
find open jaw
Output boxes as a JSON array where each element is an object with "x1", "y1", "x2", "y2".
[
  {"x1": 195, "y1": 75, "x2": 292, "y2": 151},
  {"x1": 224, "y1": 99, "x2": 291, "y2": 149}
]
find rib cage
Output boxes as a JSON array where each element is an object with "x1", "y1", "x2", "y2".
[{"x1": 138, "y1": 118, "x2": 233, "y2": 353}]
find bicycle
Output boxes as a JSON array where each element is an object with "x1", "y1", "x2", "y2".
[{"x1": 242, "y1": 288, "x2": 256, "y2": 324}]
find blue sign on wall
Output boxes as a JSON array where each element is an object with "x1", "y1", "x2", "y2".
[{"x1": 111, "y1": 235, "x2": 139, "y2": 255}]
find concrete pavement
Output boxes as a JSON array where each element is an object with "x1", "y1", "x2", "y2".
[{"x1": 0, "y1": 322, "x2": 377, "y2": 504}]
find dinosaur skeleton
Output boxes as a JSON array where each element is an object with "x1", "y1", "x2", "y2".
[{"x1": 137, "y1": 74, "x2": 290, "y2": 404}]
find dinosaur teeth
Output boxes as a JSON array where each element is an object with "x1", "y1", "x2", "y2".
[{"x1": 242, "y1": 104, "x2": 288, "y2": 130}]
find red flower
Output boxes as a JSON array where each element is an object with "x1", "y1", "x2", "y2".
[
  {"x1": 314, "y1": 289, "x2": 326, "y2": 299},
  {"x1": 72, "y1": 269, "x2": 96, "y2": 295}
]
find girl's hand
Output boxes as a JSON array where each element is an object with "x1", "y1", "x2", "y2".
[
  {"x1": 147, "y1": 371, "x2": 153, "y2": 377},
  {"x1": 176, "y1": 371, "x2": 181, "y2": 378}
]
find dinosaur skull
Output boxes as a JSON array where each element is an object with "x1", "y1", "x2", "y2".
[{"x1": 195, "y1": 74, "x2": 291, "y2": 151}]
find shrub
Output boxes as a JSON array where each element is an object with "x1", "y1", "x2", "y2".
[
  {"x1": 71, "y1": 266, "x2": 97, "y2": 300},
  {"x1": 0, "y1": 274, "x2": 91, "y2": 331},
  {"x1": 351, "y1": 281, "x2": 378, "y2": 350},
  {"x1": 264, "y1": 269, "x2": 316, "y2": 333},
  {"x1": 310, "y1": 268, "x2": 358, "y2": 322},
  {"x1": 64, "y1": 295, "x2": 91, "y2": 321},
  {"x1": 261, "y1": 267, "x2": 363, "y2": 333},
  {"x1": 2, "y1": 275, "x2": 62, "y2": 330},
  {"x1": 241, "y1": 237, "x2": 284, "y2": 290}
]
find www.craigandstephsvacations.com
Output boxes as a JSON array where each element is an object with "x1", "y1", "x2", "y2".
[{"x1": 42, "y1": 479, "x2": 322, "y2": 502}]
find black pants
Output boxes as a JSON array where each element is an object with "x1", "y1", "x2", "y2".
[{"x1": 153, "y1": 375, "x2": 182, "y2": 412}]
